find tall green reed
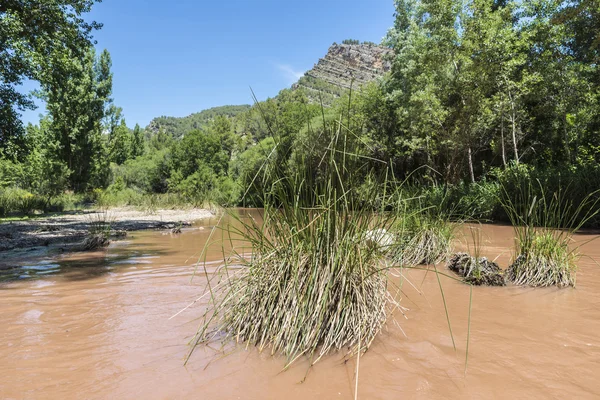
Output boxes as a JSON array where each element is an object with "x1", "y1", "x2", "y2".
[{"x1": 500, "y1": 179, "x2": 600, "y2": 287}]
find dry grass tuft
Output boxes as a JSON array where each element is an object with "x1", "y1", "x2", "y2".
[{"x1": 390, "y1": 215, "x2": 454, "y2": 266}]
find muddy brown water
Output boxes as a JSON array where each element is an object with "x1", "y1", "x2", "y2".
[{"x1": 2, "y1": 210, "x2": 600, "y2": 399}]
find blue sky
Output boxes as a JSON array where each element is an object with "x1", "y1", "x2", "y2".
[{"x1": 21, "y1": 0, "x2": 395, "y2": 127}]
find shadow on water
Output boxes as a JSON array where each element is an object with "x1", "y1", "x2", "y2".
[
  {"x1": 0, "y1": 241, "x2": 178, "y2": 285},
  {"x1": 0, "y1": 209, "x2": 257, "y2": 286}
]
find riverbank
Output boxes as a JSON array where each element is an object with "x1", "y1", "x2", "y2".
[{"x1": 0, "y1": 207, "x2": 215, "y2": 266}]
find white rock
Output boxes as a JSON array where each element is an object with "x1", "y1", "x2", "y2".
[{"x1": 364, "y1": 228, "x2": 395, "y2": 249}]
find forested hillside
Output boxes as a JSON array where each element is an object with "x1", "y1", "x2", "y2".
[{"x1": 146, "y1": 105, "x2": 251, "y2": 139}]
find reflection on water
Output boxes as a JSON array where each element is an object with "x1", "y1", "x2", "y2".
[{"x1": 1, "y1": 211, "x2": 600, "y2": 399}]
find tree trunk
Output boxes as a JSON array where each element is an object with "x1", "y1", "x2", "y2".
[
  {"x1": 501, "y1": 107, "x2": 507, "y2": 167},
  {"x1": 468, "y1": 146, "x2": 475, "y2": 183},
  {"x1": 511, "y1": 106, "x2": 519, "y2": 164},
  {"x1": 564, "y1": 112, "x2": 572, "y2": 163}
]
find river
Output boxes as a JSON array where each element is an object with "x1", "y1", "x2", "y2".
[{"x1": 2, "y1": 210, "x2": 600, "y2": 399}]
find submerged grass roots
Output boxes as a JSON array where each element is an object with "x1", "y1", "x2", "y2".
[
  {"x1": 448, "y1": 252, "x2": 505, "y2": 286},
  {"x1": 81, "y1": 233, "x2": 110, "y2": 250}
]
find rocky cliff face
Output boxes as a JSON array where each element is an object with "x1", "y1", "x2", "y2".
[{"x1": 293, "y1": 43, "x2": 392, "y2": 102}]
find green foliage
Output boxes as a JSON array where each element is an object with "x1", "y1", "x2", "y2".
[
  {"x1": 0, "y1": 187, "x2": 44, "y2": 216},
  {"x1": 170, "y1": 128, "x2": 228, "y2": 177},
  {"x1": 110, "y1": 149, "x2": 170, "y2": 193},
  {"x1": 231, "y1": 137, "x2": 277, "y2": 206},
  {"x1": 42, "y1": 48, "x2": 114, "y2": 191},
  {"x1": 109, "y1": 119, "x2": 133, "y2": 165},
  {"x1": 0, "y1": 0, "x2": 102, "y2": 153},
  {"x1": 212, "y1": 176, "x2": 240, "y2": 207},
  {"x1": 95, "y1": 186, "x2": 144, "y2": 208},
  {"x1": 172, "y1": 164, "x2": 217, "y2": 199},
  {"x1": 0, "y1": 156, "x2": 23, "y2": 188},
  {"x1": 131, "y1": 124, "x2": 145, "y2": 158},
  {"x1": 46, "y1": 192, "x2": 86, "y2": 212},
  {"x1": 149, "y1": 128, "x2": 174, "y2": 151}
]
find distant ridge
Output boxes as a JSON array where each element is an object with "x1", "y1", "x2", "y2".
[{"x1": 146, "y1": 105, "x2": 251, "y2": 138}]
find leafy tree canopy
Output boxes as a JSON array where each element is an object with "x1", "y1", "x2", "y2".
[{"x1": 0, "y1": 0, "x2": 102, "y2": 153}]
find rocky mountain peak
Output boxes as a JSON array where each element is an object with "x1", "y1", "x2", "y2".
[{"x1": 293, "y1": 42, "x2": 392, "y2": 102}]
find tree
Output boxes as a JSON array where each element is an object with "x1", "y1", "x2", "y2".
[
  {"x1": 556, "y1": 0, "x2": 600, "y2": 66},
  {"x1": 0, "y1": 0, "x2": 102, "y2": 153},
  {"x1": 459, "y1": 0, "x2": 524, "y2": 174},
  {"x1": 170, "y1": 129, "x2": 228, "y2": 180},
  {"x1": 22, "y1": 120, "x2": 70, "y2": 202},
  {"x1": 131, "y1": 123, "x2": 145, "y2": 158},
  {"x1": 231, "y1": 137, "x2": 277, "y2": 205},
  {"x1": 149, "y1": 128, "x2": 174, "y2": 151},
  {"x1": 43, "y1": 49, "x2": 113, "y2": 191},
  {"x1": 208, "y1": 115, "x2": 235, "y2": 158},
  {"x1": 109, "y1": 119, "x2": 132, "y2": 165},
  {"x1": 384, "y1": 0, "x2": 466, "y2": 181}
]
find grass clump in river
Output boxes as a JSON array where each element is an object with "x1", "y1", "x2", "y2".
[
  {"x1": 389, "y1": 204, "x2": 454, "y2": 266},
  {"x1": 506, "y1": 233, "x2": 576, "y2": 287},
  {"x1": 81, "y1": 210, "x2": 113, "y2": 250},
  {"x1": 189, "y1": 111, "x2": 404, "y2": 368},
  {"x1": 199, "y1": 203, "x2": 395, "y2": 366},
  {"x1": 501, "y1": 179, "x2": 600, "y2": 288}
]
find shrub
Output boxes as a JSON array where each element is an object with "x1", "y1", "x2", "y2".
[
  {"x1": 0, "y1": 187, "x2": 45, "y2": 216},
  {"x1": 110, "y1": 149, "x2": 170, "y2": 193}
]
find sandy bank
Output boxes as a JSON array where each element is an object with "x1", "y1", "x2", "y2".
[{"x1": 0, "y1": 207, "x2": 215, "y2": 256}]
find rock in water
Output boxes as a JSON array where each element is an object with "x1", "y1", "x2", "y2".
[
  {"x1": 364, "y1": 229, "x2": 395, "y2": 250},
  {"x1": 81, "y1": 234, "x2": 110, "y2": 251}
]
